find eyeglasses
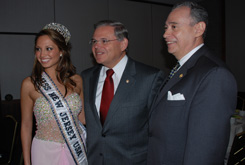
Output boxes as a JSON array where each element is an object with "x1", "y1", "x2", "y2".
[{"x1": 89, "y1": 38, "x2": 118, "y2": 45}]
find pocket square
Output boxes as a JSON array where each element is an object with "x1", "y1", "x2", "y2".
[{"x1": 167, "y1": 91, "x2": 185, "y2": 100}]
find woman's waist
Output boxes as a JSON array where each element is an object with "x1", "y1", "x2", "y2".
[{"x1": 34, "y1": 131, "x2": 65, "y2": 144}]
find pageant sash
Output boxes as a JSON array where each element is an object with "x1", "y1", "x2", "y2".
[{"x1": 39, "y1": 72, "x2": 88, "y2": 165}]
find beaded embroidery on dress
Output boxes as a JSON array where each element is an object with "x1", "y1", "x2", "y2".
[{"x1": 33, "y1": 93, "x2": 82, "y2": 143}]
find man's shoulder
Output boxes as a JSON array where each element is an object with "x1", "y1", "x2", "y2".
[
  {"x1": 190, "y1": 50, "x2": 236, "y2": 83},
  {"x1": 198, "y1": 52, "x2": 229, "y2": 72},
  {"x1": 81, "y1": 65, "x2": 101, "y2": 76},
  {"x1": 195, "y1": 45, "x2": 226, "y2": 68},
  {"x1": 188, "y1": 46, "x2": 229, "y2": 73},
  {"x1": 129, "y1": 58, "x2": 161, "y2": 73}
]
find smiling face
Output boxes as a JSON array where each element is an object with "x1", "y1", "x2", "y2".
[
  {"x1": 91, "y1": 25, "x2": 128, "y2": 68},
  {"x1": 35, "y1": 35, "x2": 62, "y2": 70},
  {"x1": 163, "y1": 6, "x2": 204, "y2": 60}
]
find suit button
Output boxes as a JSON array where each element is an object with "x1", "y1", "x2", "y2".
[
  {"x1": 100, "y1": 153, "x2": 103, "y2": 156},
  {"x1": 102, "y1": 133, "x2": 106, "y2": 137}
]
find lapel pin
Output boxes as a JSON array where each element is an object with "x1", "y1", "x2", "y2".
[
  {"x1": 179, "y1": 74, "x2": 183, "y2": 78},
  {"x1": 126, "y1": 79, "x2": 129, "y2": 83}
]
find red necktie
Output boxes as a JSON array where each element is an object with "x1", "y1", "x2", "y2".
[{"x1": 100, "y1": 69, "x2": 114, "y2": 125}]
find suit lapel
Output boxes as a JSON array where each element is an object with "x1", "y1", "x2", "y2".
[
  {"x1": 160, "y1": 67, "x2": 187, "y2": 98},
  {"x1": 151, "y1": 45, "x2": 208, "y2": 111},
  {"x1": 152, "y1": 66, "x2": 187, "y2": 109},
  {"x1": 103, "y1": 58, "x2": 136, "y2": 127},
  {"x1": 89, "y1": 65, "x2": 102, "y2": 125}
]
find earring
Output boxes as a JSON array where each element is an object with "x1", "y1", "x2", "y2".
[{"x1": 60, "y1": 54, "x2": 62, "y2": 57}]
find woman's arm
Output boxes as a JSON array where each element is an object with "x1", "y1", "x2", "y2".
[
  {"x1": 73, "y1": 74, "x2": 86, "y2": 125},
  {"x1": 20, "y1": 77, "x2": 34, "y2": 165}
]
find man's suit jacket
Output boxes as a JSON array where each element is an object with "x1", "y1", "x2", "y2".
[
  {"x1": 81, "y1": 57, "x2": 164, "y2": 165},
  {"x1": 147, "y1": 45, "x2": 237, "y2": 165}
]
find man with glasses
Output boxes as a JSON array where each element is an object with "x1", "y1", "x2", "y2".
[{"x1": 81, "y1": 20, "x2": 164, "y2": 165}]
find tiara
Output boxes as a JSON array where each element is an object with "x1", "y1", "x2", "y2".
[{"x1": 43, "y1": 23, "x2": 71, "y2": 44}]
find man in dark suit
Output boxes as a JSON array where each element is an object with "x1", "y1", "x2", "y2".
[
  {"x1": 81, "y1": 20, "x2": 164, "y2": 165},
  {"x1": 147, "y1": 2, "x2": 237, "y2": 165}
]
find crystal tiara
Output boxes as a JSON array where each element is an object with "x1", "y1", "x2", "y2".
[{"x1": 43, "y1": 23, "x2": 71, "y2": 44}]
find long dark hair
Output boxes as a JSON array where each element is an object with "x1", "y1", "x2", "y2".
[{"x1": 31, "y1": 29, "x2": 76, "y2": 96}]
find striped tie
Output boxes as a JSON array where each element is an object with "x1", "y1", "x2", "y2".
[
  {"x1": 168, "y1": 62, "x2": 180, "y2": 80},
  {"x1": 160, "y1": 62, "x2": 180, "y2": 90}
]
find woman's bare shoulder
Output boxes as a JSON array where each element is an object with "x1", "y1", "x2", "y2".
[
  {"x1": 70, "y1": 74, "x2": 83, "y2": 94},
  {"x1": 21, "y1": 77, "x2": 33, "y2": 88},
  {"x1": 71, "y1": 74, "x2": 83, "y2": 82},
  {"x1": 71, "y1": 74, "x2": 83, "y2": 87},
  {"x1": 21, "y1": 76, "x2": 40, "y2": 100}
]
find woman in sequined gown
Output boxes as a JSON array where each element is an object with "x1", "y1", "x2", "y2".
[{"x1": 20, "y1": 23, "x2": 87, "y2": 165}]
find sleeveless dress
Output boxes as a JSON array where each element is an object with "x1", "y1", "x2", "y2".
[{"x1": 31, "y1": 93, "x2": 83, "y2": 165}]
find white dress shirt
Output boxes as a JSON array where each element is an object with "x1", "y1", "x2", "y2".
[
  {"x1": 95, "y1": 55, "x2": 128, "y2": 115},
  {"x1": 178, "y1": 43, "x2": 204, "y2": 70}
]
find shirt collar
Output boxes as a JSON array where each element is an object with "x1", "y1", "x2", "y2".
[
  {"x1": 102, "y1": 55, "x2": 128, "y2": 78},
  {"x1": 179, "y1": 43, "x2": 204, "y2": 67}
]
